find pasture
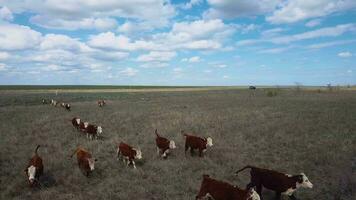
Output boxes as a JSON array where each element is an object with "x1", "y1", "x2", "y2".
[{"x1": 0, "y1": 87, "x2": 355, "y2": 200}]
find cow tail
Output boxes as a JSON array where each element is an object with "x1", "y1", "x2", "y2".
[
  {"x1": 235, "y1": 165, "x2": 253, "y2": 175},
  {"x1": 34, "y1": 145, "x2": 40, "y2": 155},
  {"x1": 155, "y1": 129, "x2": 159, "y2": 137},
  {"x1": 70, "y1": 148, "x2": 79, "y2": 158}
]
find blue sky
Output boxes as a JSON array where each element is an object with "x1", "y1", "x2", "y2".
[{"x1": 0, "y1": 0, "x2": 355, "y2": 86}]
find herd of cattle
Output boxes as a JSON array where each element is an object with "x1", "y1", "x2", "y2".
[{"x1": 24, "y1": 98, "x2": 313, "y2": 200}]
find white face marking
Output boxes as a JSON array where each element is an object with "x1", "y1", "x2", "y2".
[
  {"x1": 298, "y1": 173, "x2": 313, "y2": 188},
  {"x1": 76, "y1": 118, "x2": 80, "y2": 125},
  {"x1": 97, "y1": 126, "x2": 103, "y2": 135},
  {"x1": 84, "y1": 122, "x2": 89, "y2": 128},
  {"x1": 169, "y1": 140, "x2": 176, "y2": 149},
  {"x1": 28, "y1": 165, "x2": 36, "y2": 182},
  {"x1": 134, "y1": 149, "x2": 142, "y2": 159},
  {"x1": 250, "y1": 189, "x2": 261, "y2": 200},
  {"x1": 282, "y1": 187, "x2": 296, "y2": 196},
  {"x1": 88, "y1": 158, "x2": 95, "y2": 171},
  {"x1": 206, "y1": 137, "x2": 213, "y2": 147}
]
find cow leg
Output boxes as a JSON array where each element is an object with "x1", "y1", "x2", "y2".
[
  {"x1": 185, "y1": 145, "x2": 189, "y2": 156},
  {"x1": 275, "y1": 192, "x2": 281, "y2": 200},
  {"x1": 132, "y1": 161, "x2": 136, "y2": 169},
  {"x1": 156, "y1": 147, "x2": 160, "y2": 156},
  {"x1": 190, "y1": 148, "x2": 194, "y2": 156},
  {"x1": 199, "y1": 149, "x2": 203, "y2": 157},
  {"x1": 289, "y1": 194, "x2": 298, "y2": 200}
]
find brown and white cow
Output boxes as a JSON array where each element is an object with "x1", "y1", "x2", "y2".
[
  {"x1": 116, "y1": 142, "x2": 142, "y2": 169},
  {"x1": 50, "y1": 99, "x2": 58, "y2": 106},
  {"x1": 70, "y1": 147, "x2": 97, "y2": 177},
  {"x1": 97, "y1": 100, "x2": 106, "y2": 107},
  {"x1": 24, "y1": 145, "x2": 43, "y2": 187},
  {"x1": 65, "y1": 103, "x2": 71, "y2": 111},
  {"x1": 71, "y1": 117, "x2": 81, "y2": 129},
  {"x1": 155, "y1": 129, "x2": 176, "y2": 159},
  {"x1": 86, "y1": 124, "x2": 103, "y2": 140},
  {"x1": 235, "y1": 166, "x2": 313, "y2": 200},
  {"x1": 196, "y1": 175, "x2": 260, "y2": 200},
  {"x1": 182, "y1": 131, "x2": 213, "y2": 157}
]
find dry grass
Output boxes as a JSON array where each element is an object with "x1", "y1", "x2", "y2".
[{"x1": 0, "y1": 89, "x2": 355, "y2": 200}]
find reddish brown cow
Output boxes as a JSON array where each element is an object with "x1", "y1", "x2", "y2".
[
  {"x1": 24, "y1": 145, "x2": 43, "y2": 187},
  {"x1": 235, "y1": 166, "x2": 313, "y2": 200},
  {"x1": 116, "y1": 142, "x2": 142, "y2": 169},
  {"x1": 182, "y1": 131, "x2": 213, "y2": 157},
  {"x1": 70, "y1": 147, "x2": 97, "y2": 177},
  {"x1": 196, "y1": 175, "x2": 260, "y2": 200},
  {"x1": 155, "y1": 129, "x2": 176, "y2": 159},
  {"x1": 71, "y1": 117, "x2": 81, "y2": 129},
  {"x1": 86, "y1": 124, "x2": 103, "y2": 140}
]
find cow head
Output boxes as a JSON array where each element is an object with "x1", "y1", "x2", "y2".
[
  {"x1": 97, "y1": 126, "x2": 103, "y2": 135},
  {"x1": 296, "y1": 173, "x2": 313, "y2": 188},
  {"x1": 87, "y1": 158, "x2": 97, "y2": 171},
  {"x1": 133, "y1": 148, "x2": 142, "y2": 159},
  {"x1": 169, "y1": 140, "x2": 176, "y2": 149},
  {"x1": 206, "y1": 137, "x2": 213, "y2": 147},
  {"x1": 84, "y1": 122, "x2": 89, "y2": 128},
  {"x1": 25, "y1": 165, "x2": 37, "y2": 185},
  {"x1": 76, "y1": 118, "x2": 80, "y2": 125},
  {"x1": 247, "y1": 188, "x2": 260, "y2": 200}
]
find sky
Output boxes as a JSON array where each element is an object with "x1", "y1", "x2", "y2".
[{"x1": 0, "y1": 0, "x2": 355, "y2": 86}]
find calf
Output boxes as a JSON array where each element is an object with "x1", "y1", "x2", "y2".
[
  {"x1": 79, "y1": 121, "x2": 89, "y2": 133},
  {"x1": 196, "y1": 175, "x2": 260, "y2": 200},
  {"x1": 155, "y1": 129, "x2": 176, "y2": 159},
  {"x1": 183, "y1": 131, "x2": 213, "y2": 157},
  {"x1": 86, "y1": 124, "x2": 103, "y2": 140},
  {"x1": 65, "y1": 103, "x2": 71, "y2": 111},
  {"x1": 24, "y1": 145, "x2": 43, "y2": 187},
  {"x1": 116, "y1": 142, "x2": 142, "y2": 169},
  {"x1": 235, "y1": 166, "x2": 313, "y2": 200},
  {"x1": 97, "y1": 100, "x2": 106, "y2": 107},
  {"x1": 70, "y1": 147, "x2": 97, "y2": 177},
  {"x1": 71, "y1": 117, "x2": 81, "y2": 129}
]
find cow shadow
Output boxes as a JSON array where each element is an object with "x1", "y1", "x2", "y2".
[{"x1": 38, "y1": 171, "x2": 57, "y2": 188}]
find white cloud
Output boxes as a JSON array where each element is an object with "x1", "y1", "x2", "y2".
[
  {"x1": 182, "y1": 56, "x2": 201, "y2": 63},
  {"x1": 307, "y1": 39, "x2": 356, "y2": 49},
  {"x1": 181, "y1": 0, "x2": 203, "y2": 10},
  {"x1": 305, "y1": 19, "x2": 322, "y2": 27},
  {"x1": 137, "y1": 51, "x2": 176, "y2": 62},
  {"x1": 0, "y1": 23, "x2": 42, "y2": 50},
  {"x1": 40, "y1": 34, "x2": 83, "y2": 51},
  {"x1": 140, "y1": 62, "x2": 168, "y2": 68},
  {"x1": 258, "y1": 46, "x2": 293, "y2": 54},
  {"x1": 204, "y1": 0, "x2": 281, "y2": 19},
  {"x1": 338, "y1": 51, "x2": 352, "y2": 58},
  {"x1": 267, "y1": 0, "x2": 356, "y2": 24},
  {"x1": 216, "y1": 64, "x2": 227, "y2": 68},
  {"x1": 0, "y1": 6, "x2": 13, "y2": 21},
  {"x1": 261, "y1": 28, "x2": 286, "y2": 37},
  {"x1": 0, "y1": 63, "x2": 8, "y2": 71},
  {"x1": 223, "y1": 75, "x2": 229, "y2": 79},
  {"x1": 0, "y1": 52, "x2": 10, "y2": 60},
  {"x1": 119, "y1": 67, "x2": 138, "y2": 77}
]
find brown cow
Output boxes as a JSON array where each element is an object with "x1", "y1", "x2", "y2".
[
  {"x1": 86, "y1": 124, "x2": 103, "y2": 140},
  {"x1": 116, "y1": 142, "x2": 142, "y2": 169},
  {"x1": 182, "y1": 131, "x2": 213, "y2": 157},
  {"x1": 24, "y1": 145, "x2": 43, "y2": 187},
  {"x1": 70, "y1": 147, "x2": 97, "y2": 177},
  {"x1": 196, "y1": 175, "x2": 260, "y2": 200},
  {"x1": 71, "y1": 117, "x2": 81, "y2": 129},
  {"x1": 235, "y1": 166, "x2": 313, "y2": 200},
  {"x1": 155, "y1": 129, "x2": 176, "y2": 159},
  {"x1": 97, "y1": 100, "x2": 106, "y2": 107}
]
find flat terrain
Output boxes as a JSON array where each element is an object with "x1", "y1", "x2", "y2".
[{"x1": 0, "y1": 88, "x2": 355, "y2": 200}]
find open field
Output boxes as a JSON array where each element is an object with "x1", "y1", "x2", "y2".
[{"x1": 0, "y1": 88, "x2": 355, "y2": 200}]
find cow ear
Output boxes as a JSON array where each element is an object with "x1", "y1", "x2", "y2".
[{"x1": 297, "y1": 175, "x2": 303, "y2": 183}]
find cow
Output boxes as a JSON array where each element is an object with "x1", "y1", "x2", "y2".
[
  {"x1": 182, "y1": 131, "x2": 213, "y2": 157},
  {"x1": 155, "y1": 129, "x2": 176, "y2": 159},
  {"x1": 42, "y1": 99, "x2": 48, "y2": 104},
  {"x1": 249, "y1": 86, "x2": 256, "y2": 90},
  {"x1": 235, "y1": 166, "x2": 313, "y2": 200},
  {"x1": 116, "y1": 142, "x2": 142, "y2": 169},
  {"x1": 97, "y1": 100, "x2": 106, "y2": 107},
  {"x1": 24, "y1": 145, "x2": 43, "y2": 187},
  {"x1": 86, "y1": 124, "x2": 103, "y2": 140},
  {"x1": 70, "y1": 147, "x2": 97, "y2": 177},
  {"x1": 65, "y1": 103, "x2": 71, "y2": 111},
  {"x1": 196, "y1": 175, "x2": 260, "y2": 200},
  {"x1": 50, "y1": 99, "x2": 58, "y2": 106},
  {"x1": 71, "y1": 117, "x2": 81, "y2": 129},
  {"x1": 79, "y1": 121, "x2": 89, "y2": 133}
]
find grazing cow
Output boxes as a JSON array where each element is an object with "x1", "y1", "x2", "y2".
[
  {"x1": 70, "y1": 147, "x2": 97, "y2": 177},
  {"x1": 155, "y1": 129, "x2": 176, "y2": 159},
  {"x1": 235, "y1": 166, "x2": 313, "y2": 200},
  {"x1": 182, "y1": 131, "x2": 213, "y2": 157},
  {"x1": 97, "y1": 100, "x2": 106, "y2": 107},
  {"x1": 116, "y1": 142, "x2": 142, "y2": 169},
  {"x1": 71, "y1": 117, "x2": 81, "y2": 129},
  {"x1": 24, "y1": 145, "x2": 43, "y2": 187},
  {"x1": 249, "y1": 86, "x2": 256, "y2": 90},
  {"x1": 50, "y1": 99, "x2": 57, "y2": 106},
  {"x1": 86, "y1": 124, "x2": 103, "y2": 140},
  {"x1": 65, "y1": 103, "x2": 71, "y2": 111},
  {"x1": 79, "y1": 121, "x2": 89, "y2": 133},
  {"x1": 196, "y1": 175, "x2": 260, "y2": 200},
  {"x1": 60, "y1": 102, "x2": 65, "y2": 107},
  {"x1": 42, "y1": 99, "x2": 48, "y2": 104}
]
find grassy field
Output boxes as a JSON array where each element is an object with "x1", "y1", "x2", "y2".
[{"x1": 0, "y1": 88, "x2": 355, "y2": 200}]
